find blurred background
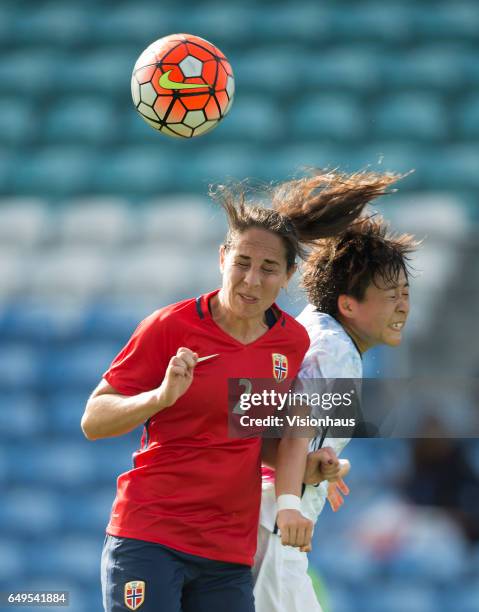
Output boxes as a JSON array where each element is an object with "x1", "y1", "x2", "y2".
[{"x1": 0, "y1": 0, "x2": 478, "y2": 610}]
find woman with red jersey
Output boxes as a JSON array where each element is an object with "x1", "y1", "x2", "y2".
[{"x1": 81, "y1": 171, "x2": 396, "y2": 612}]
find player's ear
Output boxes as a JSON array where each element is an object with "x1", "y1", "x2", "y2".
[
  {"x1": 337, "y1": 294, "x2": 355, "y2": 319},
  {"x1": 219, "y1": 244, "x2": 226, "y2": 273}
]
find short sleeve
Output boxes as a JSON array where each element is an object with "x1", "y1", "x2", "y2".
[{"x1": 103, "y1": 310, "x2": 170, "y2": 396}]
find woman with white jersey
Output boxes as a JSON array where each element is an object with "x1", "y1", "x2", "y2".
[{"x1": 253, "y1": 214, "x2": 419, "y2": 612}]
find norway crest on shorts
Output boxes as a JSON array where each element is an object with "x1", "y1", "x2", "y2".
[
  {"x1": 124, "y1": 580, "x2": 145, "y2": 610},
  {"x1": 272, "y1": 353, "x2": 288, "y2": 381}
]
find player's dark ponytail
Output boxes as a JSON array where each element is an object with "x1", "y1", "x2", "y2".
[{"x1": 211, "y1": 170, "x2": 404, "y2": 271}]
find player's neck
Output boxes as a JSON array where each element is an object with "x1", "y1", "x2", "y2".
[
  {"x1": 336, "y1": 315, "x2": 371, "y2": 354},
  {"x1": 210, "y1": 293, "x2": 269, "y2": 344}
]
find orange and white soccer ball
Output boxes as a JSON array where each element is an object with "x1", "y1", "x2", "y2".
[{"x1": 131, "y1": 33, "x2": 235, "y2": 138}]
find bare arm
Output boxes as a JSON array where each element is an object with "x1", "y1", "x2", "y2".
[
  {"x1": 81, "y1": 380, "x2": 167, "y2": 440},
  {"x1": 260, "y1": 438, "x2": 280, "y2": 468},
  {"x1": 81, "y1": 347, "x2": 198, "y2": 440}
]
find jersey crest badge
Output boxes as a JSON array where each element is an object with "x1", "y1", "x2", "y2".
[
  {"x1": 272, "y1": 353, "x2": 288, "y2": 381},
  {"x1": 124, "y1": 580, "x2": 145, "y2": 610}
]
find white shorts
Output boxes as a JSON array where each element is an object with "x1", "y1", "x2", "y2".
[{"x1": 252, "y1": 484, "x2": 324, "y2": 612}]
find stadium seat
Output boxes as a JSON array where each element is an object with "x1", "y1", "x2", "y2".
[
  {"x1": 0, "y1": 345, "x2": 39, "y2": 390},
  {"x1": 374, "y1": 94, "x2": 448, "y2": 141},
  {"x1": 40, "y1": 342, "x2": 119, "y2": 391},
  {"x1": 379, "y1": 46, "x2": 469, "y2": 90},
  {"x1": 82, "y1": 301, "x2": 151, "y2": 341},
  {"x1": 0, "y1": 49, "x2": 60, "y2": 97},
  {"x1": 300, "y1": 48, "x2": 381, "y2": 93},
  {"x1": 44, "y1": 97, "x2": 119, "y2": 145},
  {"x1": 293, "y1": 95, "x2": 365, "y2": 141},
  {"x1": 0, "y1": 488, "x2": 61, "y2": 536},
  {"x1": 327, "y1": 3, "x2": 411, "y2": 43},
  {"x1": 0, "y1": 199, "x2": 49, "y2": 249},
  {"x1": 411, "y1": 2, "x2": 479, "y2": 41},
  {"x1": 215, "y1": 96, "x2": 283, "y2": 142},
  {"x1": 0, "y1": 393, "x2": 44, "y2": 439},
  {"x1": 140, "y1": 196, "x2": 225, "y2": 248},
  {"x1": 93, "y1": 146, "x2": 172, "y2": 194},
  {"x1": 0, "y1": 252, "x2": 29, "y2": 299},
  {"x1": 0, "y1": 98, "x2": 37, "y2": 145},
  {"x1": 9, "y1": 4, "x2": 90, "y2": 46},
  {"x1": 109, "y1": 248, "x2": 197, "y2": 302},
  {"x1": 0, "y1": 299, "x2": 85, "y2": 343},
  {"x1": 56, "y1": 198, "x2": 132, "y2": 247},
  {"x1": 0, "y1": 539, "x2": 24, "y2": 582},
  {"x1": 7, "y1": 443, "x2": 96, "y2": 486},
  {"x1": 456, "y1": 95, "x2": 479, "y2": 139},
  {"x1": 357, "y1": 582, "x2": 438, "y2": 612},
  {"x1": 28, "y1": 248, "x2": 111, "y2": 300},
  {"x1": 12, "y1": 148, "x2": 96, "y2": 197},
  {"x1": 235, "y1": 47, "x2": 308, "y2": 94},
  {"x1": 63, "y1": 49, "x2": 136, "y2": 96}
]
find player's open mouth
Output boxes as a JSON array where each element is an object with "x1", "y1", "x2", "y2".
[
  {"x1": 390, "y1": 322, "x2": 404, "y2": 330},
  {"x1": 238, "y1": 293, "x2": 259, "y2": 304}
]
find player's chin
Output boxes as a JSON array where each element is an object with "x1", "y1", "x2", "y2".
[{"x1": 384, "y1": 329, "x2": 403, "y2": 346}]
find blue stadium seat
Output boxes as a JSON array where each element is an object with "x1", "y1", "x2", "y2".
[
  {"x1": 63, "y1": 49, "x2": 136, "y2": 96},
  {"x1": 40, "y1": 342, "x2": 119, "y2": 391},
  {"x1": 0, "y1": 300, "x2": 85, "y2": 343},
  {"x1": 57, "y1": 198, "x2": 132, "y2": 247},
  {"x1": 379, "y1": 46, "x2": 469, "y2": 90},
  {"x1": 445, "y1": 584, "x2": 479, "y2": 612},
  {"x1": 0, "y1": 50, "x2": 59, "y2": 97},
  {"x1": 93, "y1": 146, "x2": 172, "y2": 194},
  {"x1": 456, "y1": 95, "x2": 479, "y2": 138},
  {"x1": 0, "y1": 252, "x2": 29, "y2": 300},
  {"x1": 0, "y1": 489, "x2": 61, "y2": 536},
  {"x1": 0, "y1": 345, "x2": 39, "y2": 390},
  {"x1": 60, "y1": 491, "x2": 113, "y2": 532},
  {"x1": 215, "y1": 96, "x2": 283, "y2": 142},
  {"x1": 0, "y1": 98, "x2": 36, "y2": 145},
  {"x1": 0, "y1": 199, "x2": 49, "y2": 250},
  {"x1": 424, "y1": 145, "x2": 479, "y2": 190},
  {"x1": 82, "y1": 301, "x2": 149, "y2": 342},
  {"x1": 412, "y1": 3, "x2": 479, "y2": 40},
  {"x1": 0, "y1": 393, "x2": 44, "y2": 439},
  {"x1": 356, "y1": 582, "x2": 438, "y2": 612},
  {"x1": 29, "y1": 249, "x2": 111, "y2": 300},
  {"x1": 7, "y1": 443, "x2": 96, "y2": 486},
  {"x1": 235, "y1": 47, "x2": 308, "y2": 94},
  {"x1": 0, "y1": 539, "x2": 24, "y2": 582},
  {"x1": 375, "y1": 94, "x2": 448, "y2": 141},
  {"x1": 9, "y1": 4, "x2": 90, "y2": 46},
  {"x1": 12, "y1": 148, "x2": 96, "y2": 197},
  {"x1": 301, "y1": 48, "x2": 381, "y2": 92},
  {"x1": 327, "y1": 4, "x2": 411, "y2": 43},
  {"x1": 293, "y1": 95, "x2": 365, "y2": 141},
  {"x1": 44, "y1": 97, "x2": 118, "y2": 145}
]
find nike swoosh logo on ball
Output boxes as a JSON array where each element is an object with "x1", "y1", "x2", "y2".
[{"x1": 159, "y1": 70, "x2": 210, "y2": 90}]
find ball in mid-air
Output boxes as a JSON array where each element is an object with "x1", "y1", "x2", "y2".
[{"x1": 131, "y1": 33, "x2": 234, "y2": 138}]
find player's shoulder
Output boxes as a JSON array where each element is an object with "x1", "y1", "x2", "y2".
[
  {"x1": 296, "y1": 305, "x2": 362, "y2": 378},
  {"x1": 137, "y1": 295, "x2": 198, "y2": 334}
]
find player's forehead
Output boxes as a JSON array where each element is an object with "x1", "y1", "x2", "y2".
[
  {"x1": 229, "y1": 228, "x2": 287, "y2": 265},
  {"x1": 371, "y1": 266, "x2": 409, "y2": 291}
]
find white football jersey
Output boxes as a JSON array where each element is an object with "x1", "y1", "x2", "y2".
[{"x1": 295, "y1": 305, "x2": 363, "y2": 523}]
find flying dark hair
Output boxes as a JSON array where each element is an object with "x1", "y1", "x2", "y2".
[
  {"x1": 210, "y1": 170, "x2": 403, "y2": 271},
  {"x1": 301, "y1": 214, "x2": 419, "y2": 316}
]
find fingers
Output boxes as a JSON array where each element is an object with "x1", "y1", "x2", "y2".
[
  {"x1": 336, "y1": 478, "x2": 350, "y2": 495},
  {"x1": 168, "y1": 348, "x2": 198, "y2": 377},
  {"x1": 277, "y1": 510, "x2": 313, "y2": 549}
]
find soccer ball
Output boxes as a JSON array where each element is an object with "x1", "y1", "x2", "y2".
[{"x1": 131, "y1": 33, "x2": 235, "y2": 138}]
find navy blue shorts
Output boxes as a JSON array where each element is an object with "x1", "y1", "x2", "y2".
[{"x1": 101, "y1": 535, "x2": 255, "y2": 612}]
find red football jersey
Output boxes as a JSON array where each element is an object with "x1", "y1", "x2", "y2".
[{"x1": 103, "y1": 289, "x2": 309, "y2": 566}]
